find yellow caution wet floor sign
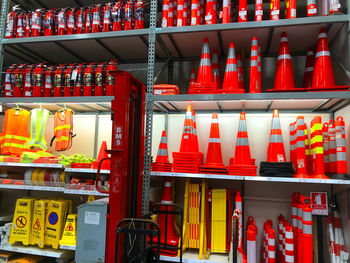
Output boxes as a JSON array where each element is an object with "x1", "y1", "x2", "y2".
[
  {"x1": 31, "y1": 200, "x2": 45, "y2": 248},
  {"x1": 45, "y1": 200, "x2": 66, "y2": 249},
  {"x1": 59, "y1": 214, "x2": 77, "y2": 247},
  {"x1": 9, "y1": 198, "x2": 34, "y2": 245}
]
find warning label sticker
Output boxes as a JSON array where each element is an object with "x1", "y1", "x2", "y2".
[
  {"x1": 65, "y1": 223, "x2": 74, "y2": 232},
  {"x1": 311, "y1": 192, "x2": 328, "y2": 216},
  {"x1": 33, "y1": 219, "x2": 41, "y2": 230},
  {"x1": 16, "y1": 216, "x2": 27, "y2": 228},
  {"x1": 48, "y1": 212, "x2": 58, "y2": 225}
]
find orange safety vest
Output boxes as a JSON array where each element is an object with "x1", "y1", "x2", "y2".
[
  {"x1": 1, "y1": 109, "x2": 30, "y2": 156},
  {"x1": 53, "y1": 109, "x2": 74, "y2": 151}
]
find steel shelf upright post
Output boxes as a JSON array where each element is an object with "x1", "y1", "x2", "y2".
[
  {"x1": 142, "y1": 0, "x2": 158, "y2": 215},
  {"x1": 0, "y1": 0, "x2": 10, "y2": 83}
]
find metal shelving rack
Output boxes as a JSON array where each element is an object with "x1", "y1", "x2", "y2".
[{"x1": 0, "y1": 0, "x2": 350, "y2": 260}]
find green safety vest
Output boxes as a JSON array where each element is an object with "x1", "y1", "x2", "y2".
[{"x1": 25, "y1": 108, "x2": 50, "y2": 151}]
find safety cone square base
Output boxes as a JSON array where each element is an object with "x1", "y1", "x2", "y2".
[
  {"x1": 218, "y1": 88, "x2": 245, "y2": 94},
  {"x1": 307, "y1": 85, "x2": 349, "y2": 92},
  {"x1": 151, "y1": 162, "x2": 172, "y2": 172},
  {"x1": 188, "y1": 82, "x2": 218, "y2": 94},
  {"x1": 199, "y1": 164, "x2": 228, "y2": 174},
  {"x1": 172, "y1": 152, "x2": 203, "y2": 173},
  {"x1": 265, "y1": 87, "x2": 307, "y2": 92},
  {"x1": 228, "y1": 164, "x2": 257, "y2": 176}
]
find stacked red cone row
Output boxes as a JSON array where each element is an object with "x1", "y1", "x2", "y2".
[{"x1": 151, "y1": 130, "x2": 172, "y2": 172}]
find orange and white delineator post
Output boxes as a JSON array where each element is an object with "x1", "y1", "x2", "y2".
[
  {"x1": 191, "y1": 0, "x2": 200, "y2": 25},
  {"x1": 297, "y1": 198, "x2": 304, "y2": 263},
  {"x1": 294, "y1": 116, "x2": 308, "y2": 178},
  {"x1": 222, "y1": 0, "x2": 231, "y2": 23},
  {"x1": 335, "y1": 116, "x2": 347, "y2": 174},
  {"x1": 238, "y1": 0, "x2": 247, "y2": 22},
  {"x1": 289, "y1": 122, "x2": 297, "y2": 169},
  {"x1": 237, "y1": 54, "x2": 245, "y2": 90},
  {"x1": 302, "y1": 196, "x2": 313, "y2": 263},
  {"x1": 235, "y1": 191, "x2": 243, "y2": 250},
  {"x1": 249, "y1": 37, "x2": 259, "y2": 93},
  {"x1": 168, "y1": 0, "x2": 174, "y2": 27},
  {"x1": 162, "y1": 0, "x2": 170, "y2": 27},
  {"x1": 307, "y1": 0, "x2": 317, "y2": 16},
  {"x1": 285, "y1": 0, "x2": 296, "y2": 18},
  {"x1": 327, "y1": 215, "x2": 337, "y2": 263},
  {"x1": 257, "y1": 44, "x2": 262, "y2": 93},
  {"x1": 285, "y1": 225, "x2": 295, "y2": 263},
  {"x1": 255, "y1": 0, "x2": 263, "y2": 21},
  {"x1": 277, "y1": 215, "x2": 284, "y2": 262},
  {"x1": 305, "y1": 123, "x2": 313, "y2": 176},
  {"x1": 267, "y1": 229, "x2": 276, "y2": 263},
  {"x1": 328, "y1": 120, "x2": 337, "y2": 173},
  {"x1": 212, "y1": 49, "x2": 221, "y2": 89},
  {"x1": 247, "y1": 225, "x2": 257, "y2": 263},
  {"x1": 291, "y1": 192, "x2": 299, "y2": 262},
  {"x1": 270, "y1": 0, "x2": 280, "y2": 20},
  {"x1": 323, "y1": 123, "x2": 330, "y2": 173},
  {"x1": 302, "y1": 48, "x2": 315, "y2": 89},
  {"x1": 176, "y1": 0, "x2": 185, "y2": 26},
  {"x1": 205, "y1": 0, "x2": 216, "y2": 24}
]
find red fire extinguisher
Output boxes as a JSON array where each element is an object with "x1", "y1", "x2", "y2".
[
  {"x1": 24, "y1": 12, "x2": 32, "y2": 37},
  {"x1": 84, "y1": 7, "x2": 92, "y2": 33},
  {"x1": 32, "y1": 64, "x2": 46, "y2": 97},
  {"x1": 15, "y1": 12, "x2": 25, "y2": 38},
  {"x1": 123, "y1": 0, "x2": 133, "y2": 30},
  {"x1": 12, "y1": 64, "x2": 26, "y2": 97},
  {"x1": 66, "y1": 8, "x2": 76, "y2": 35},
  {"x1": 63, "y1": 65, "x2": 77, "y2": 97},
  {"x1": 82, "y1": 64, "x2": 94, "y2": 96},
  {"x1": 53, "y1": 65, "x2": 65, "y2": 97},
  {"x1": 92, "y1": 5, "x2": 102, "y2": 33},
  {"x1": 23, "y1": 65, "x2": 36, "y2": 97},
  {"x1": 43, "y1": 66, "x2": 54, "y2": 97},
  {"x1": 43, "y1": 9, "x2": 55, "y2": 36},
  {"x1": 105, "y1": 60, "x2": 118, "y2": 96},
  {"x1": 3, "y1": 66, "x2": 16, "y2": 97},
  {"x1": 102, "y1": 4, "x2": 112, "y2": 32},
  {"x1": 133, "y1": 0, "x2": 145, "y2": 29},
  {"x1": 94, "y1": 63, "x2": 105, "y2": 96},
  {"x1": 111, "y1": 1, "x2": 123, "y2": 31},
  {"x1": 72, "y1": 64, "x2": 86, "y2": 96},
  {"x1": 5, "y1": 5, "x2": 20, "y2": 39},
  {"x1": 31, "y1": 9, "x2": 44, "y2": 37},
  {"x1": 75, "y1": 8, "x2": 85, "y2": 34},
  {"x1": 56, "y1": 9, "x2": 67, "y2": 35}
]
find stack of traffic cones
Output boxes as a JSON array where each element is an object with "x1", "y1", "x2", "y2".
[
  {"x1": 157, "y1": 178, "x2": 179, "y2": 255},
  {"x1": 309, "y1": 28, "x2": 349, "y2": 91},
  {"x1": 310, "y1": 116, "x2": 329, "y2": 179},
  {"x1": 302, "y1": 47, "x2": 315, "y2": 89},
  {"x1": 249, "y1": 37, "x2": 260, "y2": 93},
  {"x1": 188, "y1": 38, "x2": 217, "y2": 94},
  {"x1": 237, "y1": 54, "x2": 245, "y2": 90},
  {"x1": 212, "y1": 49, "x2": 221, "y2": 90},
  {"x1": 220, "y1": 42, "x2": 245, "y2": 93},
  {"x1": 200, "y1": 113, "x2": 227, "y2": 174},
  {"x1": 151, "y1": 130, "x2": 172, "y2": 172},
  {"x1": 172, "y1": 106, "x2": 203, "y2": 173},
  {"x1": 267, "y1": 32, "x2": 297, "y2": 92},
  {"x1": 228, "y1": 112, "x2": 257, "y2": 176},
  {"x1": 260, "y1": 110, "x2": 294, "y2": 177}
]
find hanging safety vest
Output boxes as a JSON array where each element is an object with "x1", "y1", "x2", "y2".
[
  {"x1": 53, "y1": 109, "x2": 74, "y2": 151},
  {"x1": 25, "y1": 108, "x2": 50, "y2": 151},
  {"x1": 0, "y1": 109, "x2": 31, "y2": 156}
]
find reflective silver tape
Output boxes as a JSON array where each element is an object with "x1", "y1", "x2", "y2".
[
  {"x1": 268, "y1": 238, "x2": 275, "y2": 246},
  {"x1": 285, "y1": 231, "x2": 293, "y2": 239},
  {"x1": 318, "y1": 32, "x2": 327, "y2": 39},
  {"x1": 160, "y1": 136, "x2": 167, "y2": 143},
  {"x1": 251, "y1": 49, "x2": 258, "y2": 57},
  {"x1": 226, "y1": 63, "x2": 237, "y2": 72},
  {"x1": 285, "y1": 243, "x2": 293, "y2": 251},
  {"x1": 305, "y1": 66, "x2": 313, "y2": 72},
  {"x1": 307, "y1": 50, "x2": 314, "y2": 56},
  {"x1": 200, "y1": 58, "x2": 212, "y2": 66},
  {"x1": 211, "y1": 118, "x2": 218, "y2": 123},
  {"x1": 164, "y1": 181, "x2": 172, "y2": 187},
  {"x1": 163, "y1": 4, "x2": 169, "y2": 10},
  {"x1": 278, "y1": 54, "x2": 291, "y2": 60},
  {"x1": 280, "y1": 37, "x2": 288, "y2": 42},
  {"x1": 237, "y1": 59, "x2": 242, "y2": 67},
  {"x1": 329, "y1": 153, "x2": 337, "y2": 162},
  {"x1": 250, "y1": 60, "x2": 258, "y2": 67},
  {"x1": 285, "y1": 254, "x2": 294, "y2": 263},
  {"x1": 303, "y1": 211, "x2": 312, "y2": 221},
  {"x1": 161, "y1": 200, "x2": 172, "y2": 204},
  {"x1": 296, "y1": 130, "x2": 305, "y2": 137},
  {"x1": 316, "y1": 51, "x2": 330, "y2": 58},
  {"x1": 295, "y1": 141, "x2": 305, "y2": 148},
  {"x1": 157, "y1": 148, "x2": 168, "y2": 156},
  {"x1": 251, "y1": 39, "x2": 258, "y2": 46},
  {"x1": 268, "y1": 250, "x2": 276, "y2": 258},
  {"x1": 336, "y1": 138, "x2": 346, "y2": 147},
  {"x1": 237, "y1": 137, "x2": 249, "y2": 146},
  {"x1": 336, "y1": 152, "x2": 346, "y2": 161},
  {"x1": 270, "y1": 134, "x2": 283, "y2": 143},
  {"x1": 303, "y1": 224, "x2": 312, "y2": 235},
  {"x1": 209, "y1": 138, "x2": 220, "y2": 143}
]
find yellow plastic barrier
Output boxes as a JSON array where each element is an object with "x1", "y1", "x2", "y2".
[
  {"x1": 59, "y1": 214, "x2": 77, "y2": 247},
  {"x1": 31, "y1": 200, "x2": 45, "y2": 248},
  {"x1": 45, "y1": 200, "x2": 66, "y2": 249},
  {"x1": 9, "y1": 198, "x2": 34, "y2": 245},
  {"x1": 211, "y1": 189, "x2": 227, "y2": 253}
]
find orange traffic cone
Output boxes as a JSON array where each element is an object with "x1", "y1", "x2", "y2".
[
  {"x1": 294, "y1": 116, "x2": 308, "y2": 178},
  {"x1": 200, "y1": 113, "x2": 227, "y2": 174},
  {"x1": 172, "y1": 105, "x2": 203, "y2": 173},
  {"x1": 162, "y1": 0, "x2": 170, "y2": 27},
  {"x1": 205, "y1": 0, "x2": 216, "y2": 24},
  {"x1": 310, "y1": 116, "x2": 329, "y2": 179},
  {"x1": 229, "y1": 112, "x2": 257, "y2": 176},
  {"x1": 310, "y1": 28, "x2": 348, "y2": 91},
  {"x1": 188, "y1": 38, "x2": 217, "y2": 94},
  {"x1": 267, "y1": 110, "x2": 286, "y2": 162},
  {"x1": 152, "y1": 130, "x2": 172, "y2": 172},
  {"x1": 212, "y1": 49, "x2": 222, "y2": 89},
  {"x1": 237, "y1": 53, "x2": 245, "y2": 90},
  {"x1": 190, "y1": 68, "x2": 196, "y2": 84},
  {"x1": 220, "y1": 42, "x2": 244, "y2": 93},
  {"x1": 157, "y1": 178, "x2": 179, "y2": 254},
  {"x1": 302, "y1": 47, "x2": 314, "y2": 89},
  {"x1": 249, "y1": 37, "x2": 259, "y2": 93},
  {"x1": 267, "y1": 32, "x2": 296, "y2": 92},
  {"x1": 92, "y1": 141, "x2": 111, "y2": 169}
]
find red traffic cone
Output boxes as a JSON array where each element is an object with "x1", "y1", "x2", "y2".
[
  {"x1": 267, "y1": 32, "x2": 296, "y2": 92},
  {"x1": 92, "y1": 141, "x2": 111, "y2": 169},
  {"x1": 237, "y1": 53, "x2": 245, "y2": 90},
  {"x1": 229, "y1": 112, "x2": 257, "y2": 176},
  {"x1": 190, "y1": 68, "x2": 196, "y2": 84},
  {"x1": 249, "y1": 37, "x2": 260, "y2": 93},
  {"x1": 179, "y1": 105, "x2": 196, "y2": 152},
  {"x1": 157, "y1": 178, "x2": 179, "y2": 252},
  {"x1": 200, "y1": 113, "x2": 227, "y2": 174},
  {"x1": 267, "y1": 110, "x2": 286, "y2": 162},
  {"x1": 302, "y1": 47, "x2": 314, "y2": 89},
  {"x1": 212, "y1": 49, "x2": 221, "y2": 89},
  {"x1": 220, "y1": 42, "x2": 244, "y2": 93},
  {"x1": 310, "y1": 28, "x2": 348, "y2": 91},
  {"x1": 152, "y1": 130, "x2": 172, "y2": 172}
]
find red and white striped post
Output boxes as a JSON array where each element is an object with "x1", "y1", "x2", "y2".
[
  {"x1": 247, "y1": 225, "x2": 257, "y2": 263},
  {"x1": 268, "y1": 229, "x2": 276, "y2": 263},
  {"x1": 302, "y1": 197, "x2": 313, "y2": 263},
  {"x1": 285, "y1": 225, "x2": 295, "y2": 263}
]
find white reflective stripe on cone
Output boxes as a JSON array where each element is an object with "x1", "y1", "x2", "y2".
[
  {"x1": 157, "y1": 148, "x2": 168, "y2": 156},
  {"x1": 280, "y1": 37, "x2": 288, "y2": 42},
  {"x1": 161, "y1": 200, "x2": 172, "y2": 204},
  {"x1": 278, "y1": 54, "x2": 292, "y2": 60},
  {"x1": 164, "y1": 181, "x2": 172, "y2": 187},
  {"x1": 209, "y1": 138, "x2": 220, "y2": 143},
  {"x1": 285, "y1": 254, "x2": 294, "y2": 263},
  {"x1": 200, "y1": 58, "x2": 212, "y2": 66},
  {"x1": 316, "y1": 51, "x2": 330, "y2": 58},
  {"x1": 247, "y1": 240, "x2": 256, "y2": 263},
  {"x1": 318, "y1": 32, "x2": 327, "y2": 39},
  {"x1": 305, "y1": 66, "x2": 314, "y2": 72},
  {"x1": 303, "y1": 224, "x2": 312, "y2": 235}
]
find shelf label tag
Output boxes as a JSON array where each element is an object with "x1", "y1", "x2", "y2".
[{"x1": 310, "y1": 192, "x2": 328, "y2": 216}]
